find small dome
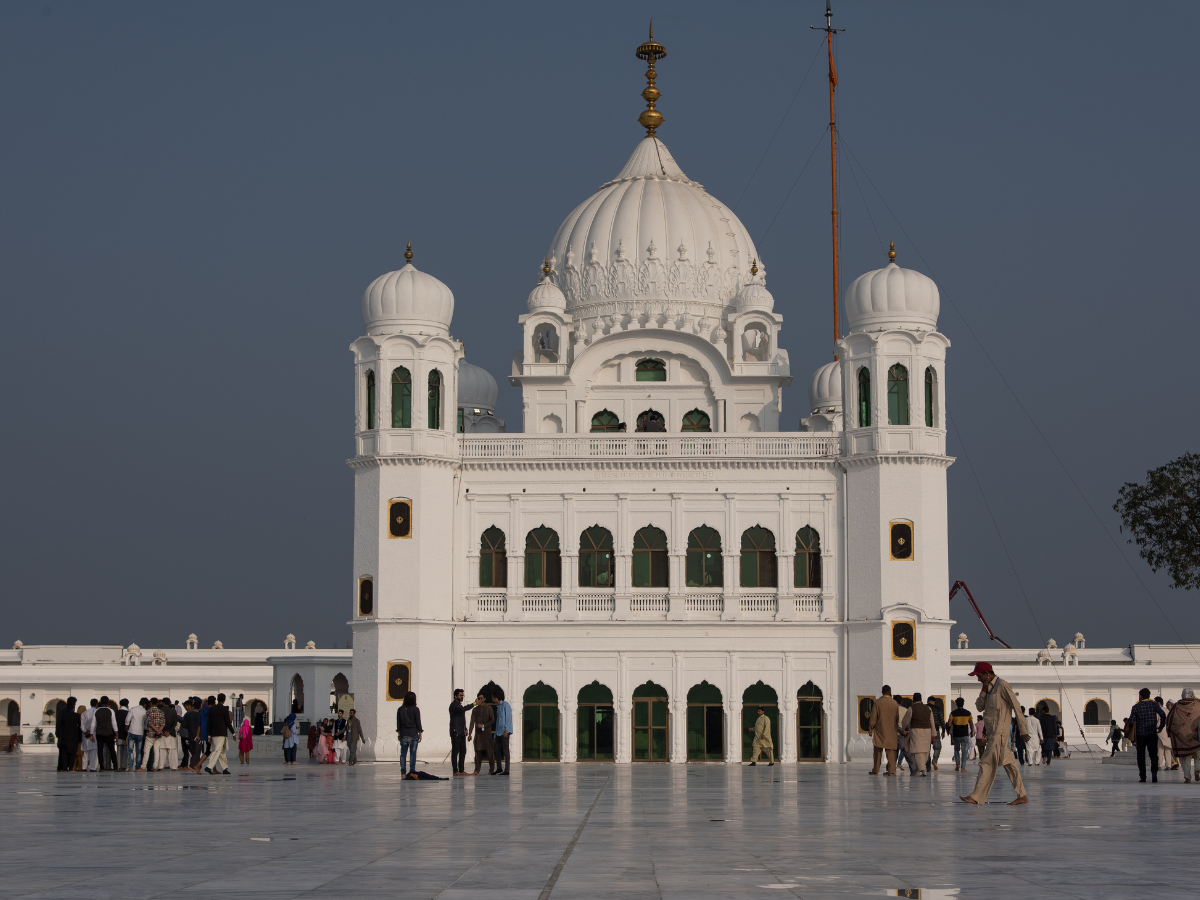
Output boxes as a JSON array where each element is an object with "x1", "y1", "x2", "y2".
[
  {"x1": 735, "y1": 264, "x2": 774, "y2": 311},
  {"x1": 362, "y1": 251, "x2": 455, "y2": 336},
  {"x1": 808, "y1": 361, "x2": 842, "y2": 412},
  {"x1": 844, "y1": 254, "x2": 939, "y2": 333},
  {"x1": 458, "y1": 361, "x2": 498, "y2": 411},
  {"x1": 527, "y1": 263, "x2": 566, "y2": 312}
]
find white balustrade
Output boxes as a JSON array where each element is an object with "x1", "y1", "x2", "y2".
[
  {"x1": 630, "y1": 592, "x2": 669, "y2": 613},
  {"x1": 460, "y1": 434, "x2": 837, "y2": 461},
  {"x1": 477, "y1": 593, "x2": 507, "y2": 613},
  {"x1": 577, "y1": 592, "x2": 616, "y2": 613},
  {"x1": 684, "y1": 593, "x2": 723, "y2": 613},
  {"x1": 740, "y1": 593, "x2": 778, "y2": 614},
  {"x1": 794, "y1": 592, "x2": 822, "y2": 615},
  {"x1": 523, "y1": 593, "x2": 562, "y2": 614}
]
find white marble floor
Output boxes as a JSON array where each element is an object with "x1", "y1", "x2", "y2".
[{"x1": 0, "y1": 752, "x2": 1195, "y2": 899}]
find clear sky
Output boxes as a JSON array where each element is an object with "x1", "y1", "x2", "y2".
[{"x1": 2, "y1": 1, "x2": 1197, "y2": 654}]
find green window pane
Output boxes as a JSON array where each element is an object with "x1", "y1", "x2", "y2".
[
  {"x1": 925, "y1": 366, "x2": 935, "y2": 427},
  {"x1": 479, "y1": 553, "x2": 493, "y2": 588},
  {"x1": 798, "y1": 698, "x2": 822, "y2": 728},
  {"x1": 578, "y1": 682, "x2": 613, "y2": 704},
  {"x1": 633, "y1": 727, "x2": 649, "y2": 760},
  {"x1": 525, "y1": 552, "x2": 542, "y2": 588},
  {"x1": 741, "y1": 552, "x2": 758, "y2": 587},
  {"x1": 858, "y1": 367, "x2": 871, "y2": 427},
  {"x1": 799, "y1": 727, "x2": 822, "y2": 760},
  {"x1": 590, "y1": 410, "x2": 620, "y2": 432},
  {"x1": 651, "y1": 699, "x2": 667, "y2": 727},
  {"x1": 523, "y1": 682, "x2": 558, "y2": 704},
  {"x1": 888, "y1": 364, "x2": 909, "y2": 425},
  {"x1": 687, "y1": 706, "x2": 705, "y2": 759},
  {"x1": 579, "y1": 552, "x2": 595, "y2": 587},
  {"x1": 681, "y1": 409, "x2": 711, "y2": 432},
  {"x1": 595, "y1": 707, "x2": 614, "y2": 759},
  {"x1": 522, "y1": 706, "x2": 539, "y2": 760},
  {"x1": 577, "y1": 705, "x2": 594, "y2": 759},
  {"x1": 685, "y1": 552, "x2": 702, "y2": 587},
  {"x1": 651, "y1": 725, "x2": 668, "y2": 759},
  {"x1": 633, "y1": 682, "x2": 668, "y2": 698},
  {"x1": 365, "y1": 371, "x2": 375, "y2": 430},
  {"x1": 704, "y1": 706, "x2": 724, "y2": 759},
  {"x1": 635, "y1": 358, "x2": 666, "y2": 381},
  {"x1": 427, "y1": 370, "x2": 441, "y2": 430},
  {"x1": 631, "y1": 552, "x2": 649, "y2": 587},
  {"x1": 634, "y1": 702, "x2": 649, "y2": 727},
  {"x1": 457, "y1": 408, "x2": 464, "y2": 433},
  {"x1": 391, "y1": 368, "x2": 411, "y2": 428},
  {"x1": 687, "y1": 682, "x2": 722, "y2": 704},
  {"x1": 542, "y1": 705, "x2": 559, "y2": 758}
]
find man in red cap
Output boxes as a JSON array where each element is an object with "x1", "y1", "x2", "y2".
[{"x1": 961, "y1": 662, "x2": 1032, "y2": 805}]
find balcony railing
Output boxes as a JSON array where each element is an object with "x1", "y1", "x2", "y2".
[
  {"x1": 578, "y1": 591, "x2": 616, "y2": 613},
  {"x1": 523, "y1": 593, "x2": 562, "y2": 614},
  {"x1": 631, "y1": 591, "x2": 670, "y2": 613},
  {"x1": 460, "y1": 434, "x2": 838, "y2": 461},
  {"x1": 478, "y1": 593, "x2": 506, "y2": 613}
]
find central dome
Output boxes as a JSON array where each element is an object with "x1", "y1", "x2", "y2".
[{"x1": 545, "y1": 137, "x2": 762, "y2": 314}]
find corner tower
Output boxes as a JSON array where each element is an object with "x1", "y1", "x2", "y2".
[
  {"x1": 837, "y1": 244, "x2": 952, "y2": 752},
  {"x1": 349, "y1": 244, "x2": 463, "y2": 761}
]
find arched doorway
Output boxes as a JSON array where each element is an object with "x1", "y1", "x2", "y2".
[
  {"x1": 1084, "y1": 698, "x2": 1111, "y2": 726},
  {"x1": 687, "y1": 682, "x2": 724, "y2": 761},
  {"x1": 742, "y1": 682, "x2": 779, "y2": 760},
  {"x1": 1, "y1": 699, "x2": 18, "y2": 735},
  {"x1": 1037, "y1": 698, "x2": 1061, "y2": 719},
  {"x1": 577, "y1": 682, "x2": 614, "y2": 761},
  {"x1": 522, "y1": 682, "x2": 560, "y2": 761},
  {"x1": 290, "y1": 674, "x2": 304, "y2": 714},
  {"x1": 42, "y1": 699, "x2": 63, "y2": 728},
  {"x1": 797, "y1": 682, "x2": 824, "y2": 761},
  {"x1": 632, "y1": 681, "x2": 669, "y2": 761},
  {"x1": 249, "y1": 699, "x2": 269, "y2": 735}
]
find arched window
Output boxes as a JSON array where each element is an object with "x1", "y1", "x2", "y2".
[
  {"x1": 857, "y1": 367, "x2": 871, "y2": 427},
  {"x1": 632, "y1": 526, "x2": 668, "y2": 587},
  {"x1": 924, "y1": 366, "x2": 937, "y2": 427},
  {"x1": 480, "y1": 527, "x2": 507, "y2": 588},
  {"x1": 686, "y1": 526, "x2": 723, "y2": 587},
  {"x1": 681, "y1": 409, "x2": 711, "y2": 432},
  {"x1": 4, "y1": 700, "x2": 20, "y2": 727},
  {"x1": 742, "y1": 681, "x2": 779, "y2": 761},
  {"x1": 391, "y1": 367, "x2": 411, "y2": 428},
  {"x1": 577, "y1": 681, "x2": 614, "y2": 760},
  {"x1": 795, "y1": 526, "x2": 822, "y2": 589},
  {"x1": 635, "y1": 358, "x2": 666, "y2": 382},
  {"x1": 1084, "y1": 698, "x2": 1111, "y2": 726},
  {"x1": 578, "y1": 526, "x2": 614, "y2": 587},
  {"x1": 636, "y1": 409, "x2": 665, "y2": 432},
  {"x1": 887, "y1": 364, "x2": 909, "y2": 425},
  {"x1": 365, "y1": 370, "x2": 376, "y2": 430},
  {"x1": 740, "y1": 526, "x2": 777, "y2": 588},
  {"x1": 427, "y1": 370, "x2": 442, "y2": 429},
  {"x1": 687, "y1": 681, "x2": 724, "y2": 761},
  {"x1": 632, "y1": 681, "x2": 669, "y2": 761},
  {"x1": 590, "y1": 410, "x2": 621, "y2": 433},
  {"x1": 797, "y1": 681, "x2": 824, "y2": 760},
  {"x1": 290, "y1": 674, "x2": 304, "y2": 714},
  {"x1": 522, "y1": 682, "x2": 560, "y2": 761},
  {"x1": 525, "y1": 526, "x2": 561, "y2": 588}
]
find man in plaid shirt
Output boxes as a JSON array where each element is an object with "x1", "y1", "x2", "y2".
[
  {"x1": 1130, "y1": 687, "x2": 1167, "y2": 783},
  {"x1": 144, "y1": 701, "x2": 167, "y2": 772}
]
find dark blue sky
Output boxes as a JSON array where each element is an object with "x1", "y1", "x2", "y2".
[{"x1": 2, "y1": 1, "x2": 1197, "y2": 653}]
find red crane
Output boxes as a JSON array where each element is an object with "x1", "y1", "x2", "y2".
[{"x1": 948, "y1": 581, "x2": 1012, "y2": 649}]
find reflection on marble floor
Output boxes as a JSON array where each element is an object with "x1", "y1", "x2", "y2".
[{"x1": 1, "y1": 753, "x2": 1197, "y2": 900}]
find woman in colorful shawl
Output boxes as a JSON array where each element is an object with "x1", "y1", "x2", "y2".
[
  {"x1": 307, "y1": 722, "x2": 319, "y2": 760},
  {"x1": 282, "y1": 711, "x2": 298, "y2": 765},
  {"x1": 316, "y1": 719, "x2": 332, "y2": 764},
  {"x1": 1166, "y1": 689, "x2": 1200, "y2": 783},
  {"x1": 237, "y1": 715, "x2": 254, "y2": 764}
]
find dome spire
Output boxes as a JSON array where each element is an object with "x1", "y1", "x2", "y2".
[
  {"x1": 405, "y1": 241, "x2": 413, "y2": 264},
  {"x1": 635, "y1": 22, "x2": 667, "y2": 137},
  {"x1": 887, "y1": 240, "x2": 896, "y2": 264}
]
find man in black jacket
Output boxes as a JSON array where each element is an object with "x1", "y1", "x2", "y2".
[
  {"x1": 449, "y1": 689, "x2": 475, "y2": 776},
  {"x1": 55, "y1": 697, "x2": 79, "y2": 772},
  {"x1": 181, "y1": 700, "x2": 202, "y2": 772},
  {"x1": 205, "y1": 693, "x2": 233, "y2": 775},
  {"x1": 94, "y1": 697, "x2": 118, "y2": 772}
]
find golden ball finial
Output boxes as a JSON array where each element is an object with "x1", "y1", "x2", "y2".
[
  {"x1": 887, "y1": 240, "x2": 896, "y2": 264},
  {"x1": 405, "y1": 241, "x2": 413, "y2": 263},
  {"x1": 635, "y1": 22, "x2": 667, "y2": 137},
  {"x1": 750, "y1": 258, "x2": 758, "y2": 276},
  {"x1": 542, "y1": 259, "x2": 551, "y2": 279}
]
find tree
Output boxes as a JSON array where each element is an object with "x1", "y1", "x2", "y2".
[{"x1": 1114, "y1": 452, "x2": 1200, "y2": 590}]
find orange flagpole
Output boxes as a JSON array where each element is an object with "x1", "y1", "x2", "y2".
[{"x1": 812, "y1": 2, "x2": 844, "y2": 357}]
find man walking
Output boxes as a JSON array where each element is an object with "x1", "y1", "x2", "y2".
[
  {"x1": 867, "y1": 685, "x2": 901, "y2": 776},
  {"x1": 55, "y1": 697, "x2": 80, "y2": 772},
  {"x1": 1025, "y1": 706, "x2": 1043, "y2": 766},
  {"x1": 181, "y1": 699, "x2": 202, "y2": 772},
  {"x1": 94, "y1": 697, "x2": 118, "y2": 771},
  {"x1": 492, "y1": 688, "x2": 512, "y2": 776},
  {"x1": 346, "y1": 709, "x2": 363, "y2": 766},
  {"x1": 333, "y1": 710, "x2": 348, "y2": 765},
  {"x1": 1166, "y1": 689, "x2": 1200, "y2": 783},
  {"x1": 747, "y1": 706, "x2": 774, "y2": 766},
  {"x1": 159, "y1": 699, "x2": 178, "y2": 771},
  {"x1": 961, "y1": 662, "x2": 1032, "y2": 805},
  {"x1": 469, "y1": 691, "x2": 496, "y2": 776},
  {"x1": 126, "y1": 699, "x2": 147, "y2": 771},
  {"x1": 1130, "y1": 688, "x2": 1167, "y2": 783},
  {"x1": 1013, "y1": 708, "x2": 1028, "y2": 766},
  {"x1": 947, "y1": 698, "x2": 973, "y2": 772},
  {"x1": 79, "y1": 699, "x2": 99, "y2": 772},
  {"x1": 901, "y1": 693, "x2": 934, "y2": 776},
  {"x1": 205, "y1": 693, "x2": 233, "y2": 775},
  {"x1": 115, "y1": 699, "x2": 130, "y2": 771},
  {"x1": 1156, "y1": 697, "x2": 1176, "y2": 770},
  {"x1": 449, "y1": 689, "x2": 473, "y2": 776}
]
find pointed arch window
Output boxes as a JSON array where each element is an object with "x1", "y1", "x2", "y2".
[
  {"x1": 924, "y1": 366, "x2": 937, "y2": 427},
  {"x1": 740, "y1": 526, "x2": 777, "y2": 588},
  {"x1": 794, "y1": 526, "x2": 822, "y2": 589},
  {"x1": 525, "y1": 526, "x2": 561, "y2": 588},
  {"x1": 681, "y1": 409, "x2": 711, "y2": 432},
  {"x1": 590, "y1": 410, "x2": 620, "y2": 433},
  {"x1": 578, "y1": 526, "x2": 614, "y2": 587},
  {"x1": 887, "y1": 364, "x2": 909, "y2": 425},
  {"x1": 857, "y1": 367, "x2": 871, "y2": 427},
  {"x1": 636, "y1": 409, "x2": 665, "y2": 432},
  {"x1": 480, "y1": 527, "x2": 507, "y2": 588},
  {"x1": 427, "y1": 370, "x2": 442, "y2": 429},
  {"x1": 686, "y1": 526, "x2": 723, "y2": 587},
  {"x1": 632, "y1": 526, "x2": 669, "y2": 587},
  {"x1": 635, "y1": 358, "x2": 666, "y2": 382},
  {"x1": 365, "y1": 371, "x2": 376, "y2": 430},
  {"x1": 391, "y1": 367, "x2": 411, "y2": 428}
]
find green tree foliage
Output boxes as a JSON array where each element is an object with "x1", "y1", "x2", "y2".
[{"x1": 1114, "y1": 452, "x2": 1200, "y2": 590}]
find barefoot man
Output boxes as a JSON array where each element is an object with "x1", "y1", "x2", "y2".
[{"x1": 961, "y1": 662, "x2": 1032, "y2": 806}]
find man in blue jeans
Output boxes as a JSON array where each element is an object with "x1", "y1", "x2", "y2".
[
  {"x1": 1130, "y1": 687, "x2": 1167, "y2": 783},
  {"x1": 492, "y1": 689, "x2": 512, "y2": 776},
  {"x1": 946, "y1": 697, "x2": 973, "y2": 771},
  {"x1": 397, "y1": 692, "x2": 423, "y2": 775}
]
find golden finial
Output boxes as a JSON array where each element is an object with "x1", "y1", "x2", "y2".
[
  {"x1": 405, "y1": 241, "x2": 413, "y2": 263},
  {"x1": 750, "y1": 258, "x2": 758, "y2": 276},
  {"x1": 542, "y1": 259, "x2": 551, "y2": 279},
  {"x1": 635, "y1": 22, "x2": 667, "y2": 137},
  {"x1": 887, "y1": 240, "x2": 896, "y2": 264}
]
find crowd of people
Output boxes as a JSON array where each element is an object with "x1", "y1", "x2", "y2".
[
  {"x1": 292, "y1": 708, "x2": 364, "y2": 765},
  {"x1": 53, "y1": 692, "x2": 254, "y2": 774}
]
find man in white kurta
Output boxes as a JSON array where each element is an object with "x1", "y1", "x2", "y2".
[
  {"x1": 962, "y1": 662, "x2": 1032, "y2": 805},
  {"x1": 80, "y1": 701, "x2": 98, "y2": 772}
]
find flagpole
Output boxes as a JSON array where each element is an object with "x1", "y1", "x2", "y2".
[{"x1": 812, "y1": 2, "x2": 844, "y2": 357}]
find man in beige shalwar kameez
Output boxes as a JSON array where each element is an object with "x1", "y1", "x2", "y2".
[
  {"x1": 748, "y1": 707, "x2": 774, "y2": 765},
  {"x1": 962, "y1": 662, "x2": 1031, "y2": 805},
  {"x1": 868, "y1": 685, "x2": 901, "y2": 776},
  {"x1": 901, "y1": 692, "x2": 934, "y2": 776}
]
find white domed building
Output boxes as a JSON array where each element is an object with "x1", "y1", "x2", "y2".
[{"x1": 347, "y1": 33, "x2": 953, "y2": 766}]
